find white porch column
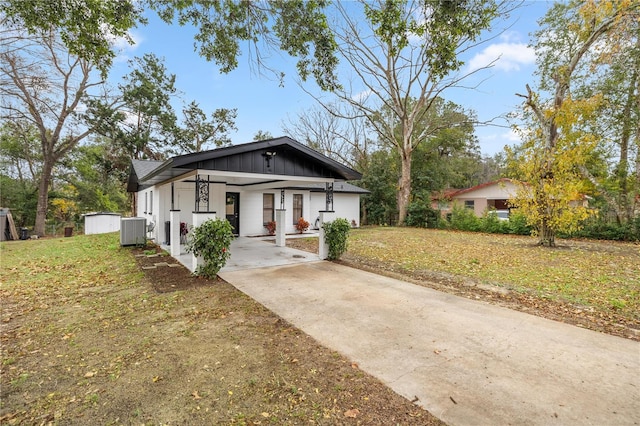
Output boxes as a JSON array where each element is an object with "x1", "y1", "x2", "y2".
[
  {"x1": 169, "y1": 210, "x2": 181, "y2": 257},
  {"x1": 191, "y1": 211, "x2": 216, "y2": 272},
  {"x1": 318, "y1": 210, "x2": 336, "y2": 260},
  {"x1": 275, "y1": 209, "x2": 286, "y2": 247}
]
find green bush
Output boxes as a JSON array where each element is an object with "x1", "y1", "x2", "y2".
[
  {"x1": 482, "y1": 211, "x2": 507, "y2": 234},
  {"x1": 323, "y1": 218, "x2": 351, "y2": 260},
  {"x1": 405, "y1": 201, "x2": 441, "y2": 228},
  {"x1": 564, "y1": 214, "x2": 640, "y2": 242},
  {"x1": 505, "y1": 211, "x2": 533, "y2": 235},
  {"x1": 449, "y1": 205, "x2": 482, "y2": 232},
  {"x1": 185, "y1": 218, "x2": 234, "y2": 278}
]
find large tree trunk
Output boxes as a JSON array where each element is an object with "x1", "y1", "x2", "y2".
[
  {"x1": 34, "y1": 159, "x2": 54, "y2": 236},
  {"x1": 397, "y1": 148, "x2": 412, "y2": 225},
  {"x1": 535, "y1": 185, "x2": 556, "y2": 247},
  {"x1": 616, "y1": 63, "x2": 637, "y2": 223},
  {"x1": 538, "y1": 220, "x2": 556, "y2": 247}
]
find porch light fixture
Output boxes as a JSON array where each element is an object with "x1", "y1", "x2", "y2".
[{"x1": 263, "y1": 151, "x2": 276, "y2": 168}]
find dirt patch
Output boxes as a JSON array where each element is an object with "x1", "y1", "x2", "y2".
[{"x1": 284, "y1": 238, "x2": 639, "y2": 341}]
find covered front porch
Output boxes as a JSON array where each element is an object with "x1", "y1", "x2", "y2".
[
  {"x1": 128, "y1": 137, "x2": 362, "y2": 268},
  {"x1": 163, "y1": 233, "x2": 322, "y2": 273}
]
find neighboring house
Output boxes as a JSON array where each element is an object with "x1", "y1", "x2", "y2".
[
  {"x1": 432, "y1": 178, "x2": 519, "y2": 218},
  {"x1": 432, "y1": 178, "x2": 590, "y2": 218},
  {"x1": 448, "y1": 178, "x2": 519, "y2": 217},
  {"x1": 126, "y1": 137, "x2": 365, "y2": 248}
]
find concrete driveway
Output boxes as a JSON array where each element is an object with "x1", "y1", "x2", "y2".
[{"x1": 219, "y1": 260, "x2": 640, "y2": 425}]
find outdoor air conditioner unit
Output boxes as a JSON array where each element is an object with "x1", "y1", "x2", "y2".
[{"x1": 120, "y1": 217, "x2": 147, "y2": 246}]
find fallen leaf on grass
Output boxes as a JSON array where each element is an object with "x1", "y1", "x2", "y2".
[
  {"x1": 84, "y1": 371, "x2": 96, "y2": 378},
  {"x1": 192, "y1": 391, "x2": 201, "y2": 399},
  {"x1": 261, "y1": 412, "x2": 270, "y2": 418},
  {"x1": 344, "y1": 408, "x2": 360, "y2": 418}
]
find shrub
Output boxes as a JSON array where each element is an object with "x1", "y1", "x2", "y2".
[
  {"x1": 449, "y1": 205, "x2": 482, "y2": 232},
  {"x1": 565, "y1": 214, "x2": 640, "y2": 242},
  {"x1": 482, "y1": 210, "x2": 507, "y2": 234},
  {"x1": 295, "y1": 217, "x2": 310, "y2": 233},
  {"x1": 405, "y1": 201, "x2": 441, "y2": 228},
  {"x1": 506, "y1": 211, "x2": 533, "y2": 235},
  {"x1": 323, "y1": 218, "x2": 351, "y2": 260},
  {"x1": 185, "y1": 218, "x2": 234, "y2": 278}
]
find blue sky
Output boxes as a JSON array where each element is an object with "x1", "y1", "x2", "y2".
[{"x1": 108, "y1": 1, "x2": 553, "y2": 157}]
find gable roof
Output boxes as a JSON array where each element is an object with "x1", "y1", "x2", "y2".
[
  {"x1": 127, "y1": 159, "x2": 164, "y2": 192},
  {"x1": 450, "y1": 178, "x2": 520, "y2": 198},
  {"x1": 127, "y1": 136, "x2": 362, "y2": 192}
]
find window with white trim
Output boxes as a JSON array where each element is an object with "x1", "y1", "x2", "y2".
[
  {"x1": 263, "y1": 193, "x2": 274, "y2": 225},
  {"x1": 293, "y1": 194, "x2": 303, "y2": 222}
]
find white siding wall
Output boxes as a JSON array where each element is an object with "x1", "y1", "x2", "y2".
[
  {"x1": 175, "y1": 184, "x2": 195, "y2": 225},
  {"x1": 210, "y1": 183, "x2": 226, "y2": 216},
  {"x1": 238, "y1": 190, "x2": 314, "y2": 236},
  {"x1": 310, "y1": 192, "x2": 361, "y2": 228},
  {"x1": 238, "y1": 189, "x2": 265, "y2": 236},
  {"x1": 140, "y1": 185, "x2": 362, "y2": 238},
  {"x1": 335, "y1": 193, "x2": 361, "y2": 227},
  {"x1": 288, "y1": 190, "x2": 311, "y2": 233}
]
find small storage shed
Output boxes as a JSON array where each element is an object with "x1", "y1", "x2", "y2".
[
  {"x1": 0, "y1": 208, "x2": 19, "y2": 241},
  {"x1": 84, "y1": 212, "x2": 122, "y2": 235}
]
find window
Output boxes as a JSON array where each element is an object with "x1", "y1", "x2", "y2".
[
  {"x1": 144, "y1": 192, "x2": 148, "y2": 214},
  {"x1": 149, "y1": 190, "x2": 153, "y2": 214},
  {"x1": 293, "y1": 194, "x2": 303, "y2": 222},
  {"x1": 263, "y1": 193, "x2": 274, "y2": 225},
  {"x1": 464, "y1": 200, "x2": 474, "y2": 210}
]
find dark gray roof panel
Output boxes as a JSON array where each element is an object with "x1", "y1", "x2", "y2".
[
  {"x1": 128, "y1": 136, "x2": 362, "y2": 191},
  {"x1": 132, "y1": 159, "x2": 164, "y2": 177},
  {"x1": 171, "y1": 137, "x2": 360, "y2": 180}
]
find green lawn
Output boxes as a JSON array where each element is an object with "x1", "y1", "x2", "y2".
[
  {"x1": 348, "y1": 227, "x2": 640, "y2": 321},
  {"x1": 2, "y1": 233, "x2": 439, "y2": 425}
]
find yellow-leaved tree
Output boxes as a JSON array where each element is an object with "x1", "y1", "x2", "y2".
[{"x1": 509, "y1": 0, "x2": 639, "y2": 247}]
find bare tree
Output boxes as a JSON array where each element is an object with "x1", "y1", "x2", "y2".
[
  {"x1": 1, "y1": 28, "x2": 104, "y2": 236},
  {"x1": 305, "y1": 0, "x2": 509, "y2": 224},
  {"x1": 282, "y1": 102, "x2": 374, "y2": 172}
]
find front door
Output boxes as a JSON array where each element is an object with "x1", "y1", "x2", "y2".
[{"x1": 226, "y1": 192, "x2": 240, "y2": 235}]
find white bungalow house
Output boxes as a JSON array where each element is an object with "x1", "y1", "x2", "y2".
[{"x1": 126, "y1": 136, "x2": 365, "y2": 258}]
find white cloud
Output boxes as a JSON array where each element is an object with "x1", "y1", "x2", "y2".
[
  {"x1": 468, "y1": 40, "x2": 535, "y2": 73},
  {"x1": 109, "y1": 29, "x2": 143, "y2": 63},
  {"x1": 351, "y1": 89, "x2": 372, "y2": 103},
  {"x1": 477, "y1": 128, "x2": 524, "y2": 155},
  {"x1": 505, "y1": 128, "x2": 523, "y2": 142}
]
